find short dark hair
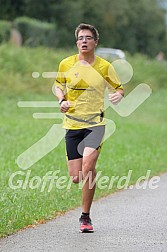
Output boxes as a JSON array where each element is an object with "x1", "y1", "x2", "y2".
[{"x1": 75, "y1": 23, "x2": 99, "y2": 41}]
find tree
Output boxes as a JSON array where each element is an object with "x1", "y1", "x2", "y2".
[
  {"x1": 0, "y1": 0, "x2": 24, "y2": 20},
  {"x1": 0, "y1": 0, "x2": 166, "y2": 56}
]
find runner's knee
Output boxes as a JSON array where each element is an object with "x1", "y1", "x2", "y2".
[{"x1": 82, "y1": 167, "x2": 96, "y2": 180}]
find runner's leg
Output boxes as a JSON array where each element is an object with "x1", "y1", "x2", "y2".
[{"x1": 81, "y1": 147, "x2": 99, "y2": 213}]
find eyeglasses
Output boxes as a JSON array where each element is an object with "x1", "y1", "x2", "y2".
[{"x1": 77, "y1": 36, "x2": 95, "y2": 41}]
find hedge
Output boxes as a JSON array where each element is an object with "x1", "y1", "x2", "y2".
[
  {"x1": 0, "y1": 20, "x2": 11, "y2": 43},
  {"x1": 14, "y1": 16, "x2": 57, "y2": 47}
]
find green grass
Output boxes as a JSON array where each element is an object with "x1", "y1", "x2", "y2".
[{"x1": 0, "y1": 44, "x2": 167, "y2": 237}]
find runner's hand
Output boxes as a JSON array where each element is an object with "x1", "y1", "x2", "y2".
[
  {"x1": 60, "y1": 101, "x2": 70, "y2": 113},
  {"x1": 108, "y1": 92, "x2": 123, "y2": 105}
]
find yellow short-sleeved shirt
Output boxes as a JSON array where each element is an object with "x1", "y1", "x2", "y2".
[{"x1": 54, "y1": 54, "x2": 123, "y2": 129}]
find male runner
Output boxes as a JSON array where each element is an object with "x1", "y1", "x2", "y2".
[{"x1": 55, "y1": 23, "x2": 124, "y2": 232}]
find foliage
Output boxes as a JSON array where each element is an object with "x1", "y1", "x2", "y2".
[
  {"x1": 13, "y1": 16, "x2": 57, "y2": 47},
  {"x1": 0, "y1": 20, "x2": 11, "y2": 43},
  {"x1": 0, "y1": 0, "x2": 23, "y2": 20},
  {"x1": 0, "y1": 0, "x2": 166, "y2": 56}
]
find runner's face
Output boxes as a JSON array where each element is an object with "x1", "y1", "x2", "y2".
[{"x1": 76, "y1": 29, "x2": 98, "y2": 54}]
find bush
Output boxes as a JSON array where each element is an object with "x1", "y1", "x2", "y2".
[
  {"x1": 0, "y1": 20, "x2": 11, "y2": 43},
  {"x1": 14, "y1": 16, "x2": 57, "y2": 47}
]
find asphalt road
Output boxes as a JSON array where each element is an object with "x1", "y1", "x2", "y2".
[{"x1": 1, "y1": 173, "x2": 167, "y2": 252}]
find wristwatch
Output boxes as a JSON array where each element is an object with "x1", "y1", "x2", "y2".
[{"x1": 58, "y1": 98, "x2": 66, "y2": 105}]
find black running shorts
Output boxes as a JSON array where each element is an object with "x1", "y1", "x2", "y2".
[{"x1": 65, "y1": 125, "x2": 105, "y2": 160}]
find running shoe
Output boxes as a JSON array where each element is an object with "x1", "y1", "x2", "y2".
[{"x1": 79, "y1": 215, "x2": 94, "y2": 233}]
